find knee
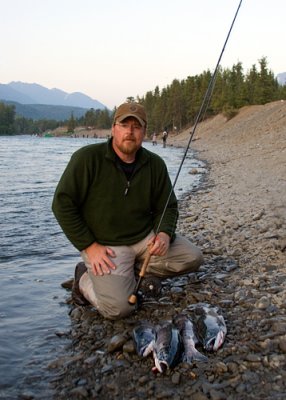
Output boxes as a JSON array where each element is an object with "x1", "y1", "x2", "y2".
[
  {"x1": 183, "y1": 247, "x2": 204, "y2": 273},
  {"x1": 97, "y1": 298, "x2": 135, "y2": 320},
  {"x1": 193, "y1": 247, "x2": 204, "y2": 269}
]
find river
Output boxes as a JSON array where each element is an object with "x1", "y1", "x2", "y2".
[{"x1": 0, "y1": 135, "x2": 204, "y2": 399}]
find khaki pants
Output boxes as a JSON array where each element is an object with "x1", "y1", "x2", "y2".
[{"x1": 80, "y1": 232, "x2": 203, "y2": 320}]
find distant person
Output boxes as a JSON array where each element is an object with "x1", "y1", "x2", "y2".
[
  {"x1": 52, "y1": 102, "x2": 204, "y2": 320},
  {"x1": 162, "y1": 129, "x2": 168, "y2": 148},
  {"x1": 152, "y1": 132, "x2": 157, "y2": 145}
]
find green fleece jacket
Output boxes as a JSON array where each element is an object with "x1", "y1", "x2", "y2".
[{"x1": 52, "y1": 139, "x2": 178, "y2": 251}]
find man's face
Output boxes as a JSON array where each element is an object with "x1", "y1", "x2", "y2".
[{"x1": 111, "y1": 117, "x2": 145, "y2": 159}]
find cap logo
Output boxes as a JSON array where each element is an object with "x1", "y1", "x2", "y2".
[{"x1": 113, "y1": 102, "x2": 147, "y2": 126}]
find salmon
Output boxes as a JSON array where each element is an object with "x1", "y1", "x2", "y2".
[
  {"x1": 173, "y1": 313, "x2": 208, "y2": 363},
  {"x1": 152, "y1": 321, "x2": 183, "y2": 373},
  {"x1": 186, "y1": 303, "x2": 227, "y2": 351}
]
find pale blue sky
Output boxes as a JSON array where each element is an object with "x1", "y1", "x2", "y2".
[{"x1": 0, "y1": 0, "x2": 285, "y2": 109}]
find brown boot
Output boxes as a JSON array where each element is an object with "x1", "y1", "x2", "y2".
[{"x1": 72, "y1": 262, "x2": 90, "y2": 306}]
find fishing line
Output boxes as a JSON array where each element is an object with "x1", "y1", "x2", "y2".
[
  {"x1": 154, "y1": 0, "x2": 243, "y2": 236},
  {"x1": 129, "y1": 0, "x2": 243, "y2": 304}
]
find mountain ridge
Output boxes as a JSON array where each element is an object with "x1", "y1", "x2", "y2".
[
  {"x1": 2, "y1": 100, "x2": 91, "y2": 121},
  {"x1": 0, "y1": 81, "x2": 107, "y2": 110},
  {"x1": 277, "y1": 72, "x2": 286, "y2": 85}
]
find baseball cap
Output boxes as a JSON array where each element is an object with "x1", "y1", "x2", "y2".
[{"x1": 113, "y1": 102, "x2": 147, "y2": 127}]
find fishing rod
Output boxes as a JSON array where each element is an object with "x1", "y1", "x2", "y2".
[{"x1": 128, "y1": 0, "x2": 243, "y2": 305}]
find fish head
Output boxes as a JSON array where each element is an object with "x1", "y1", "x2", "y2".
[
  {"x1": 203, "y1": 328, "x2": 226, "y2": 351},
  {"x1": 132, "y1": 322, "x2": 156, "y2": 356},
  {"x1": 152, "y1": 360, "x2": 168, "y2": 374},
  {"x1": 152, "y1": 322, "x2": 183, "y2": 373},
  {"x1": 189, "y1": 305, "x2": 227, "y2": 352}
]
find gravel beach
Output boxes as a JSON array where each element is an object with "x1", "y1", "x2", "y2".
[{"x1": 49, "y1": 101, "x2": 286, "y2": 400}]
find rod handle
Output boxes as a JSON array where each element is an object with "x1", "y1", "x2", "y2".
[
  {"x1": 128, "y1": 294, "x2": 138, "y2": 305},
  {"x1": 128, "y1": 250, "x2": 152, "y2": 305},
  {"x1": 139, "y1": 252, "x2": 152, "y2": 277}
]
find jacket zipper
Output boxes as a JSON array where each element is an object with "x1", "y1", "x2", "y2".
[{"x1": 124, "y1": 181, "x2": 130, "y2": 196}]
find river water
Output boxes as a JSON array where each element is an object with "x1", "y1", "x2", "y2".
[{"x1": 0, "y1": 135, "x2": 204, "y2": 399}]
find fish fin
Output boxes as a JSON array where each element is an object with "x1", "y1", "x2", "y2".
[{"x1": 142, "y1": 340, "x2": 155, "y2": 357}]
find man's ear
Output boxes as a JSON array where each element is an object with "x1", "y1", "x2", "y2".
[{"x1": 111, "y1": 125, "x2": 115, "y2": 137}]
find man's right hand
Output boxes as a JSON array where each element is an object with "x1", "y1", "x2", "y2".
[{"x1": 84, "y1": 242, "x2": 116, "y2": 276}]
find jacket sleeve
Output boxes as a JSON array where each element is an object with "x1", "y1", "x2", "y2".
[{"x1": 52, "y1": 150, "x2": 96, "y2": 251}]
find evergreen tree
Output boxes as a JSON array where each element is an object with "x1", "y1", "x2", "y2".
[
  {"x1": 67, "y1": 112, "x2": 76, "y2": 133},
  {"x1": 0, "y1": 102, "x2": 16, "y2": 135}
]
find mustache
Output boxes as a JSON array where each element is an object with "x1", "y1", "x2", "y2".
[{"x1": 123, "y1": 136, "x2": 135, "y2": 141}]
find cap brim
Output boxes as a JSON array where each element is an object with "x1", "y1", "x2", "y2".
[{"x1": 116, "y1": 113, "x2": 146, "y2": 127}]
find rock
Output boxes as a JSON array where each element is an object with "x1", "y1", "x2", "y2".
[
  {"x1": 255, "y1": 296, "x2": 271, "y2": 309},
  {"x1": 70, "y1": 387, "x2": 89, "y2": 397},
  {"x1": 252, "y1": 209, "x2": 265, "y2": 221},
  {"x1": 123, "y1": 340, "x2": 136, "y2": 353},
  {"x1": 278, "y1": 337, "x2": 286, "y2": 352},
  {"x1": 214, "y1": 361, "x2": 228, "y2": 374},
  {"x1": 245, "y1": 354, "x2": 261, "y2": 362},
  {"x1": 192, "y1": 393, "x2": 209, "y2": 400},
  {"x1": 107, "y1": 334, "x2": 128, "y2": 353},
  {"x1": 69, "y1": 307, "x2": 83, "y2": 320},
  {"x1": 210, "y1": 389, "x2": 227, "y2": 400}
]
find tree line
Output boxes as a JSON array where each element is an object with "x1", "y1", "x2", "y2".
[
  {"x1": 0, "y1": 103, "x2": 62, "y2": 135},
  {"x1": 1, "y1": 57, "x2": 285, "y2": 136},
  {"x1": 138, "y1": 57, "x2": 286, "y2": 134}
]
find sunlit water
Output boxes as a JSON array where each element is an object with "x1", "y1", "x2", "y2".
[{"x1": 0, "y1": 135, "x2": 204, "y2": 398}]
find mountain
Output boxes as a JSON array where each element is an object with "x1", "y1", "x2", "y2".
[
  {"x1": 0, "y1": 83, "x2": 35, "y2": 104},
  {"x1": 0, "y1": 82, "x2": 107, "y2": 109},
  {"x1": 3, "y1": 100, "x2": 91, "y2": 121},
  {"x1": 277, "y1": 72, "x2": 286, "y2": 86},
  {"x1": 0, "y1": 81, "x2": 108, "y2": 121}
]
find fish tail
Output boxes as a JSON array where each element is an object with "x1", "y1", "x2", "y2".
[
  {"x1": 184, "y1": 349, "x2": 208, "y2": 364},
  {"x1": 192, "y1": 349, "x2": 208, "y2": 362}
]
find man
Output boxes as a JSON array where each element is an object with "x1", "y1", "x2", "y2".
[
  {"x1": 162, "y1": 128, "x2": 168, "y2": 148},
  {"x1": 52, "y1": 102, "x2": 203, "y2": 320}
]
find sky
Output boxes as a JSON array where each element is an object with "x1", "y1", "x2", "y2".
[{"x1": 0, "y1": 0, "x2": 285, "y2": 109}]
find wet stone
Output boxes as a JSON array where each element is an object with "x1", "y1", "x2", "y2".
[
  {"x1": 192, "y1": 393, "x2": 209, "y2": 400},
  {"x1": 107, "y1": 334, "x2": 128, "y2": 352},
  {"x1": 70, "y1": 387, "x2": 89, "y2": 397},
  {"x1": 278, "y1": 337, "x2": 286, "y2": 352},
  {"x1": 255, "y1": 296, "x2": 271, "y2": 309},
  {"x1": 69, "y1": 307, "x2": 83, "y2": 320},
  {"x1": 209, "y1": 388, "x2": 227, "y2": 400},
  {"x1": 171, "y1": 372, "x2": 181, "y2": 384},
  {"x1": 214, "y1": 361, "x2": 228, "y2": 374},
  {"x1": 245, "y1": 354, "x2": 261, "y2": 362},
  {"x1": 123, "y1": 340, "x2": 135, "y2": 353}
]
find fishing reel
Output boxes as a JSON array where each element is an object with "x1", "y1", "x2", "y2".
[{"x1": 140, "y1": 276, "x2": 162, "y2": 298}]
